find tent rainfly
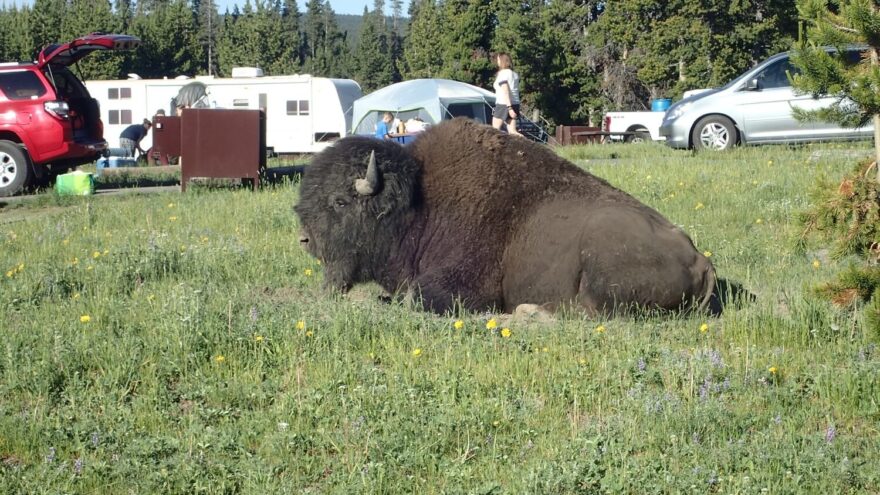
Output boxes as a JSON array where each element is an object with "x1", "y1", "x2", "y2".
[{"x1": 351, "y1": 79, "x2": 496, "y2": 135}]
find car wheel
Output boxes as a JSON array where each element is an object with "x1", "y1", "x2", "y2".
[
  {"x1": 626, "y1": 129, "x2": 650, "y2": 143},
  {"x1": 0, "y1": 140, "x2": 33, "y2": 197},
  {"x1": 692, "y1": 116, "x2": 737, "y2": 150}
]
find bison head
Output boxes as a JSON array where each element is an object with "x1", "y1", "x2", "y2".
[{"x1": 294, "y1": 136, "x2": 421, "y2": 291}]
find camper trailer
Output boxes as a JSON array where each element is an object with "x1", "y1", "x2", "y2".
[{"x1": 85, "y1": 68, "x2": 362, "y2": 154}]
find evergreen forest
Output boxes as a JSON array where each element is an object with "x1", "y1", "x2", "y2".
[{"x1": 0, "y1": 0, "x2": 801, "y2": 125}]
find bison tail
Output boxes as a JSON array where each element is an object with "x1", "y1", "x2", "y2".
[{"x1": 695, "y1": 260, "x2": 719, "y2": 316}]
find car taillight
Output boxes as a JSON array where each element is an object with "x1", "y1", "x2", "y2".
[{"x1": 44, "y1": 100, "x2": 70, "y2": 119}]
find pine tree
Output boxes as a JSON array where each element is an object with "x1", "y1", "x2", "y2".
[
  {"x1": 60, "y1": 0, "x2": 124, "y2": 79},
  {"x1": 402, "y1": 0, "x2": 443, "y2": 79},
  {"x1": 195, "y1": 0, "x2": 221, "y2": 75},
  {"x1": 302, "y1": 0, "x2": 350, "y2": 77},
  {"x1": 792, "y1": 0, "x2": 880, "y2": 182},
  {"x1": 353, "y1": 6, "x2": 393, "y2": 92}
]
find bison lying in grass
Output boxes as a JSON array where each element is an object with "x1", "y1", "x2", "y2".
[{"x1": 295, "y1": 118, "x2": 716, "y2": 315}]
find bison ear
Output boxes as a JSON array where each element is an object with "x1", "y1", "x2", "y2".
[{"x1": 355, "y1": 150, "x2": 381, "y2": 196}]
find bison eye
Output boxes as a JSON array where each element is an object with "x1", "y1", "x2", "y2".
[{"x1": 332, "y1": 196, "x2": 349, "y2": 209}]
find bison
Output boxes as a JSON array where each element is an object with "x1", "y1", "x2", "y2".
[{"x1": 295, "y1": 118, "x2": 715, "y2": 315}]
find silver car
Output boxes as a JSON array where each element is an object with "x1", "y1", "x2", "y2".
[{"x1": 660, "y1": 47, "x2": 872, "y2": 150}]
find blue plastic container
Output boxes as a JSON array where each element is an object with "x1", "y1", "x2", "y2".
[
  {"x1": 95, "y1": 156, "x2": 137, "y2": 176},
  {"x1": 651, "y1": 98, "x2": 672, "y2": 112}
]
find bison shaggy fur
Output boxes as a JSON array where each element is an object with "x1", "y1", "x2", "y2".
[{"x1": 295, "y1": 118, "x2": 715, "y2": 315}]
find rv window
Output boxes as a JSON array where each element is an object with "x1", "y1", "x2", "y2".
[
  {"x1": 233, "y1": 99, "x2": 249, "y2": 107},
  {"x1": 109, "y1": 110, "x2": 119, "y2": 125},
  {"x1": 109, "y1": 88, "x2": 119, "y2": 99},
  {"x1": 121, "y1": 87, "x2": 131, "y2": 99},
  {"x1": 286, "y1": 100, "x2": 311, "y2": 115},
  {"x1": 315, "y1": 132, "x2": 340, "y2": 142},
  {"x1": 121, "y1": 109, "x2": 132, "y2": 124}
]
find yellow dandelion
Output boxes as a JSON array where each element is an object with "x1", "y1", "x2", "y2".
[
  {"x1": 167, "y1": 202, "x2": 175, "y2": 208},
  {"x1": 71, "y1": 257, "x2": 79, "y2": 265},
  {"x1": 767, "y1": 160, "x2": 773, "y2": 166},
  {"x1": 812, "y1": 259, "x2": 820, "y2": 269},
  {"x1": 305, "y1": 330, "x2": 314, "y2": 337},
  {"x1": 412, "y1": 348, "x2": 422, "y2": 357},
  {"x1": 595, "y1": 325, "x2": 606, "y2": 334},
  {"x1": 200, "y1": 236, "x2": 209, "y2": 243},
  {"x1": 5, "y1": 270, "x2": 12, "y2": 278},
  {"x1": 542, "y1": 347, "x2": 549, "y2": 353},
  {"x1": 80, "y1": 315, "x2": 91, "y2": 323},
  {"x1": 703, "y1": 251, "x2": 712, "y2": 258},
  {"x1": 700, "y1": 323, "x2": 709, "y2": 333},
  {"x1": 695, "y1": 202, "x2": 704, "y2": 210},
  {"x1": 316, "y1": 260, "x2": 322, "y2": 265},
  {"x1": 678, "y1": 181, "x2": 684, "y2": 186},
  {"x1": 486, "y1": 318, "x2": 498, "y2": 330},
  {"x1": 296, "y1": 320, "x2": 306, "y2": 331},
  {"x1": 215, "y1": 354, "x2": 225, "y2": 363},
  {"x1": 755, "y1": 218, "x2": 763, "y2": 224},
  {"x1": 92, "y1": 251, "x2": 101, "y2": 259},
  {"x1": 86, "y1": 265, "x2": 94, "y2": 271},
  {"x1": 62, "y1": 238, "x2": 69, "y2": 245},
  {"x1": 254, "y1": 335, "x2": 264, "y2": 343},
  {"x1": 453, "y1": 319, "x2": 464, "y2": 330},
  {"x1": 147, "y1": 294, "x2": 155, "y2": 301},
  {"x1": 578, "y1": 358, "x2": 587, "y2": 365},
  {"x1": 752, "y1": 180, "x2": 759, "y2": 185},
  {"x1": 646, "y1": 175, "x2": 652, "y2": 180},
  {"x1": 492, "y1": 420, "x2": 500, "y2": 427},
  {"x1": 501, "y1": 327, "x2": 512, "y2": 338},
  {"x1": 72, "y1": 292, "x2": 80, "y2": 299},
  {"x1": 169, "y1": 216, "x2": 178, "y2": 221},
  {"x1": 304, "y1": 268, "x2": 313, "y2": 277},
  {"x1": 768, "y1": 366, "x2": 778, "y2": 374},
  {"x1": 17, "y1": 263, "x2": 23, "y2": 271},
  {"x1": 103, "y1": 249, "x2": 109, "y2": 255}
]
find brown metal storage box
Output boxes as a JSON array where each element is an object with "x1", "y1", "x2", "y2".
[
  {"x1": 179, "y1": 108, "x2": 266, "y2": 191},
  {"x1": 150, "y1": 115, "x2": 181, "y2": 165}
]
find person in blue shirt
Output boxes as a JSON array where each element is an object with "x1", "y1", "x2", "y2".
[
  {"x1": 119, "y1": 119, "x2": 152, "y2": 157},
  {"x1": 375, "y1": 112, "x2": 394, "y2": 139}
]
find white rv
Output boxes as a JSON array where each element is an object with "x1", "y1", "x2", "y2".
[{"x1": 85, "y1": 68, "x2": 362, "y2": 154}]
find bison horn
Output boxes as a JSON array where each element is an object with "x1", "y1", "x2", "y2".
[{"x1": 355, "y1": 150, "x2": 380, "y2": 196}]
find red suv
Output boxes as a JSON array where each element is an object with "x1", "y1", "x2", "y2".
[{"x1": 0, "y1": 34, "x2": 140, "y2": 196}]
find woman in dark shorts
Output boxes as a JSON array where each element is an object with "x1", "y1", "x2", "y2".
[{"x1": 491, "y1": 52, "x2": 521, "y2": 136}]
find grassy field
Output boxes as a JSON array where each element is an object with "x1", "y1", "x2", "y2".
[{"x1": 1, "y1": 141, "x2": 878, "y2": 494}]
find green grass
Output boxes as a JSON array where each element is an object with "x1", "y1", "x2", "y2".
[{"x1": 1, "y1": 141, "x2": 878, "y2": 494}]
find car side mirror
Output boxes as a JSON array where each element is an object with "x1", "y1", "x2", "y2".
[{"x1": 744, "y1": 78, "x2": 760, "y2": 91}]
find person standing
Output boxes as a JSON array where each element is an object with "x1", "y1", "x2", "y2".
[
  {"x1": 492, "y1": 52, "x2": 522, "y2": 136},
  {"x1": 119, "y1": 119, "x2": 152, "y2": 157}
]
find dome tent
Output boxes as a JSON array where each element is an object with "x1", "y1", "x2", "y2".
[{"x1": 351, "y1": 79, "x2": 496, "y2": 135}]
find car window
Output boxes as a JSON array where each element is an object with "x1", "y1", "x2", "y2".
[
  {"x1": 0, "y1": 71, "x2": 48, "y2": 100},
  {"x1": 43, "y1": 67, "x2": 89, "y2": 99},
  {"x1": 756, "y1": 59, "x2": 799, "y2": 89}
]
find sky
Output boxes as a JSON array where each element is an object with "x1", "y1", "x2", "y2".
[{"x1": 216, "y1": 0, "x2": 411, "y2": 16}]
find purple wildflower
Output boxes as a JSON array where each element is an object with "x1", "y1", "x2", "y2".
[
  {"x1": 249, "y1": 306, "x2": 258, "y2": 322},
  {"x1": 45, "y1": 447, "x2": 56, "y2": 463},
  {"x1": 637, "y1": 358, "x2": 646, "y2": 373},
  {"x1": 74, "y1": 457, "x2": 83, "y2": 475},
  {"x1": 825, "y1": 425, "x2": 836, "y2": 443},
  {"x1": 91, "y1": 431, "x2": 99, "y2": 448}
]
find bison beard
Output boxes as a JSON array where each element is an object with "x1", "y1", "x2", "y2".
[{"x1": 295, "y1": 118, "x2": 716, "y2": 315}]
